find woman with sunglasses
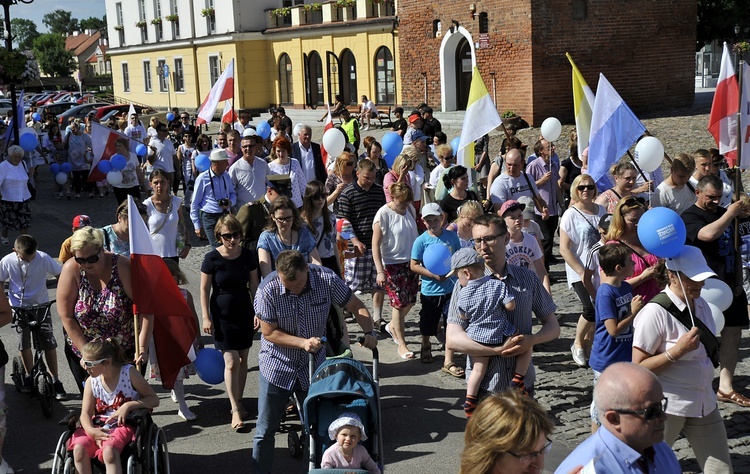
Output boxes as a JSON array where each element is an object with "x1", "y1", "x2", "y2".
[
  {"x1": 302, "y1": 181, "x2": 340, "y2": 275},
  {"x1": 200, "y1": 214, "x2": 259, "y2": 432},
  {"x1": 257, "y1": 196, "x2": 321, "y2": 278},
  {"x1": 632, "y1": 246, "x2": 732, "y2": 473},
  {"x1": 559, "y1": 174, "x2": 607, "y2": 368},
  {"x1": 57, "y1": 226, "x2": 153, "y2": 392},
  {"x1": 595, "y1": 160, "x2": 649, "y2": 214},
  {"x1": 440, "y1": 165, "x2": 479, "y2": 223},
  {"x1": 325, "y1": 152, "x2": 357, "y2": 213}
]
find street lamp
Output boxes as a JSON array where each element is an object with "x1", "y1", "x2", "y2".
[
  {"x1": 1, "y1": 0, "x2": 35, "y2": 145},
  {"x1": 735, "y1": 25, "x2": 741, "y2": 37}
]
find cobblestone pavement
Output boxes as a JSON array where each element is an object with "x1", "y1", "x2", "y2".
[{"x1": 6, "y1": 95, "x2": 750, "y2": 473}]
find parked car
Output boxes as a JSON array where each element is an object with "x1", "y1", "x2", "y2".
[
  {"x1": 93, "y1": 104, "x2": 154, "y2": 121},
  {"x1": 37, "y1": 102, "x2": 79, "y2": 121},
  {"x1": 57, "y1": 102, "x2": 110, "y2": 127},
  {"x1": 0, "y1": 99, "x2": 14, "y2": 116}
]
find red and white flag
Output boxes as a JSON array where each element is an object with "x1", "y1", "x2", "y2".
[
  {"x1": 320, "y1": 105, "x2": 333, "y2": 168},
  {"x1": 89, "y1": 123, "x2": 132, "y2": 182},
  {"x1": 127, "y1": 196, "x2": 197, "y2": 389},
  {"x1": 708, "y1": 42, "x2": 740, "y2": 166},
  {"x1": 221, "y1": 100, "x2": 237, "y2": 124},
  {"x1": 196, "y1": 59, "x2": 235, "y2": 125}
]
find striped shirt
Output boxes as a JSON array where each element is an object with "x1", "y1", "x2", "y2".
[
  {"x1": 448, "y1": 264, "x2": 557, "y2": 393},
  {"x1": 338, "y1": 182, "x2": 386, "y2": 249},
  {"x1": 254, "y1": 265, "x2": 353, "y2": 390}
]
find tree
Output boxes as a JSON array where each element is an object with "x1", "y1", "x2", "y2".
[
  {"x1": 42, "y1": 9, "x2": 79, "y2": 36},
  {"x1": 10, "y1": 18, "x2": 39, "y2": 51},
  {"x1": 697, "y1": 0, "x2": 750, "y2": 50},
  {"x1": 32, "y1": 33, "x2": 76, "y2": 78},
  {"x1": 79, "y1": 16, "x2": 107, "y2": 32}
]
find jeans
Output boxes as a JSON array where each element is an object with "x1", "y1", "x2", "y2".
[
  {"x1": 200, "y1": 211, "x2": 224, "y2": 248},
  {"x1": 251, "y1": 371, "x2": 306, "y2": 474}
]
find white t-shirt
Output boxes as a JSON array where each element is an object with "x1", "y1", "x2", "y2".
[
  {"x1": 124, "y1": 123, "x2": 148, "y2": 144},
  {"x1": 149, "y1": 136, "x2": 175, "y2": 173},
  {"x1": 559, "y1": 204, "x2": 606, "y2": 288},
  {"x1": 362, "y1": 100, "x2": 378, "y2": 115},
  {"x1": 229, "y1": 156, "x2": 270, "y2": 208},
  {"x1": 112, "y1": 152, "x2": 142, "y2": 189},
  {"x1": 505, "y1": 232, "x2": 543, "y2": 270},
  {"x1": 0, "y1": 160, "x2": 31, "y2": 202},
  {"x1": 143, "y1": 195, "x2": 183, "y2": 258},
  {"x1": 489, "y1": 173, "x2": 540, "y2": 205},
  {"x1": 373, "y1": 204, "x2": 419, "y2": 264},
  {"x1": 0, "y1": 250, "x2": 61, "y2": 306},
  {"x1": 652, "y1": 181, "x2": 696, "y2": 215}
]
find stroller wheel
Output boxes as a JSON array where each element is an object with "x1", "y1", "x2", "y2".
[{"x1": 287, "y1": 431, "x2": 303, "y2": 459}]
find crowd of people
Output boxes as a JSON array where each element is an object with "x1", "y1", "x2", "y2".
[{"x1": 0, "y1": 100, "x2": 747, "y2": 474}]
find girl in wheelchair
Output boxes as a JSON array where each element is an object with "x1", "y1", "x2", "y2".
[{"x1": 68, "y1": 338, "x2": 158, "y2": 474}]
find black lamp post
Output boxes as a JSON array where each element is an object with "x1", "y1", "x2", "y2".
[{"x1": 1, "y1": 0, "x2": 35, "y2": 146}]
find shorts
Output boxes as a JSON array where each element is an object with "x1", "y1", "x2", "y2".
[
  {"x1": 344, "y1": 249, "x2": 384, "y2": 293},
  {"x1": 68, "y1": 425, "x2": 136, "y2": 463},
  {"x1": 572, "y1": 281, "x2": 596, "y2": 322},
  {"x1": 383, "y1": 262, "x2": 418, "y2": 309},
  {"x1": 15, "y1": 310, "x2": 57, "y2": 351},
  {"x1": 589, "y1": 369, "x2": 603, "y2": 425},
  {"x1": 419, "y1": 293, "x2": 450, "y2": 336}
]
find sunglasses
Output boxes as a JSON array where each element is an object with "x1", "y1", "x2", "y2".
[
  {"x1": 577, "y1": 184, "x2": 596, "y2": 191},
  {"x1": 612, "y1": 397, "x2": 668, "y2": 421},
  {"x1": 621, "y1": 197, "x2": 646, "y2": 208},
  {"x1": 74, "y1": 250, "x2": 101, "y2": 265},
  {"x1": 309, "y1": 193, "x2": 325, "y2": 200},
  {"x1": 220, "y1": 231, "x2": 241, "y2": 241},
  {"x1": 81, "y1": 358, "x2": 108, "y2": 368}
]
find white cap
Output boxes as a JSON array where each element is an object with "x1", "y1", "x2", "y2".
[
  {"x1": 665, "y1": 245, "x2": 717, "y2": 282},
  {"x1": 327, "y1": 412, "x2": 367, "y2": 441},
  {"x1": 242, "y1": 128, "x2": 258, "y2": 138},
  {"x1": 421, "y1": 202, "x2": 443, "y2": 218}
]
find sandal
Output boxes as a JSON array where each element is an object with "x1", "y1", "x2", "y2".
[
  {"x1": 717, "y1": 389, "x2": 750, "y2": 407},
  {"x1": 384, "y1": 323, "x2": 398, "y2": 345},
  {"x1": 421, "y1": 344, "x2": 434, "y2": 363},
  {"x1": 441, "y1": 362, "x2": 465, "y2": 378}
]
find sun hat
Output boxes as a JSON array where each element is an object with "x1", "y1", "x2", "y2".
[
  {"x1": 327, "y1": 412, "x2": 367, "y2": 441},
  {"x1": 209, "y1": 149, "x2": 229, "y2": 162},
  {"x1": 665, "y1": 245, "x2": 717, "y2": 282}
]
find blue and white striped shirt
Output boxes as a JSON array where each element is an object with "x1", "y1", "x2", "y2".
[{"x1": 254, "y1": 265, "x2": 352, "y2": 390}]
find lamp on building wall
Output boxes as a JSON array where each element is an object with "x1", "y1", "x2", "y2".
[
  {"x1": 469, "y1": 3, "x2": 476, "y2": 20},
  {"x1": 1, "y1": 0, "x2": 35, "y2": 146}
]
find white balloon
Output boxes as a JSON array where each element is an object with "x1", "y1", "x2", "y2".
[
  {"x1": 19, "y1": 127, "x2": 36, "y2": 137},
  {"x1": 55, "y1": 172, "x2": 68, "y2": 185},
  {"x1": 106, "y1": 170, "x2": 123, "y2": 186},
  {"x1": 701, "y1": 278, "x2": 732, "y2": 312},
  {"x1": 540, "y1": 117, "x2": 562, "y2": 142},
  {"x1": 706, "y1": 302, "x2": 725, "y2": 336},
  {"x1": 322, "y1": 128, "x2": 346, "y2": 157},
  {"x1": 634, "y1": 136, "x2": 664, "y2": 173}
]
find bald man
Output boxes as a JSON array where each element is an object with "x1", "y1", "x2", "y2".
[
  {"x1": 555, "y1": 363, "x2": 681, "y2": 474},
  {"x1": 489, "y1": 149, "x2": 548, "y2": 217}
]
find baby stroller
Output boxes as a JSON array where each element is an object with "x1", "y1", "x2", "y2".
[
  {"x1": 303, "y1": 347, "x2": 383, "y2": 473},
  {"x1": 51, "y1": 409, "x2": 170, "y2": 473}
]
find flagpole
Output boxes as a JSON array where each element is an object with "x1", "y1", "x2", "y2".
[
  {"x1": 734, "y1": 60, "x2": 744, "y2": 288},
  {"x1": 133, "y1": 303, "x2": 141, "y2": 368}
]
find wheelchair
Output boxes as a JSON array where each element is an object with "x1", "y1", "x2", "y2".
[
  {"x1": 51, "y1": 409, "x2": 170, "y2": 473},
  {"x1": 9, "y1": 301, "x2": 56, "y2": 418}
]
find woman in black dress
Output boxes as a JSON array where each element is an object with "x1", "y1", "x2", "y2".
[
  {"x1": 439, "y1": 165, "x2": 479, "y2": 223},
  {"x1": 200, "y1": 214, "x2": 259, "y2": 431}
]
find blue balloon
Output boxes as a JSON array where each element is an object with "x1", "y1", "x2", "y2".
[
  {"x1": 423, "y1": 243, "x2": 452, "y2": 276},
  {"x1": 166, "y1": 112, "x2": 175, "y2": 122},
  {"x1": 637, "y1": 207, "x2": 686, "y2": 258},
  {"x1": 381, "y1": 131, "x2": 403, "y2": 168},
  {"x1": 97, "y1": 160, "x2": 112, "y2": 173},
  {"x1": 135, "y1": 144, "x2": 148, "y2": 156},
  {"x1": 19, "y1": 133, "x2": 37, "y2": 152},
  {"x1": 61, "y1": 162, "x2": 72, "y2": 173},
  {"x1": 32, "y1": 113, "x2": 41, "y2": 122},
  {"x1": 256, "y1": 121, "x2": 271, "y2": 140},
  {"x1": 195, "y1": 153, "x2": 211, "y2": 173},
  {"x1": 110, "y1": 153, "x2": 128, "y2": 171},
  {"x1": 451, "y1": 137, "x2": 461, "y2": 157},
  {"x1": 194, "y1": 348, "x2": 225, "y2": 385},
  {"x1": 50, "y1": 163, "x2": 61, "y2": 174}
]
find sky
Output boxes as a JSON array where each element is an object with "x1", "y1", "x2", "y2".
[{"x1": 10, "y1": 0, "x2": 107, "y2": 33}]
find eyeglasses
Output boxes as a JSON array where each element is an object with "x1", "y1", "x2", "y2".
[
  {"x1": 507, "y1": 438, "x2": 553, "y2": 463},
  {"x1": 577, "y1": 184, "x2": 596, "y2": 191},
  {"x1": 471, "y1": 234, "x2": 504, "y2": 247},
  {"x1": 611, "y1": 397, "x2": 668, "y2": 421},
  {"x1": 74, "y1": 249, "x2": 102, "y2": 265},
  {"x1": 275, "y1": 215, "x2": 294, "y2": 223},
  {"x1": 81, "y1": 358, "x2": 108, "y2": 368},
  {"x1": 220, "y1": 231, "x2": 242, "y2": 241}
]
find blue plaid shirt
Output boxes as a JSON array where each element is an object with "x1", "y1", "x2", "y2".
[
  {"x1": 457, "y1": 275, "x2": 515, "y2": 345},
  {"x1": 254, "y1": 265, "x2": 352, "y2": 390}
]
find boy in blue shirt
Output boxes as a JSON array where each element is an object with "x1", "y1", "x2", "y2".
[{"x1": 588, "y1": 243, "x2": 644, "y2": 431}]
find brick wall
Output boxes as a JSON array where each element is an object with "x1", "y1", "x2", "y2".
[{"x1": 397, "y1": 0, "x2": 696, "y2": 125}]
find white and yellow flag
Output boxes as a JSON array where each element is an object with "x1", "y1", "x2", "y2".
[
  {"x1": 457, "y1": 67, "x2": 502, "y2": 169},
  {"x1": 566, "y1": 53, "x2": 596, "y2": 153}
]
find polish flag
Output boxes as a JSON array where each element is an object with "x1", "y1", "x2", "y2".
[
  {"x1": 127, "y1": 196, "x2": 197, "y2": 389},
  {"x1": 221, "y1": 101, "x2": 237, "y2": 124},
  {"x1": 320, "y1": 105, "x2": 333, "y2": 168},
  {"x1": 196, "y1": 59, "x2": 235, "y2": 125},
  {"x1": 708, "y1": 42, "x2": 740, "y2": 166},
  {"x1": 89, "y1": 123, "x2": 127, "y2": 182}
]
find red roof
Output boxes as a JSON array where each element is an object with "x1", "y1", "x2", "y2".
[{"x1": 65, "y1": 31, "x2": 101, "y2": 57}]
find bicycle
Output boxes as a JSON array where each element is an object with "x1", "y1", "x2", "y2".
[{"x1": 10, "y1": 300, "x2": 57, "y2": 418}]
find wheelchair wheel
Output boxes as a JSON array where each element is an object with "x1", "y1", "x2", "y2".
[
  {"x1": 288, "y1": 431, "x2": 303, "y2": 458},
  {"x1": 52, "y1": 430, "x2": 72, "y2": 473},
  {"x1": 37, "y1": 373, "x2": 54, "y2": 418},
  {"x1": 11, "y1": 356, "x2": 23, "y2": 392},
  {"x1": 63, "y1": 457, "x2": 76, "y2": 474},
  {"x1": 152, "y1": 426, "x2": 170, "y2": 473}
]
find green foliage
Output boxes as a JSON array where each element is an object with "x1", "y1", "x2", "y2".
[
  {"x1": 270, "y1": 7, "x2": 291, "y2": 18},
  {"x1": 501, "y1": 110, "x2": 516, "y2": 118},
  {"x1": 79, "y1": 16, "x2": 107, "y2": 32},
  {"x1": 697, "y1": 0, "x2": 750, "y2": 50},
  {"x1": 32, "y1": 33, "x2": 76, "y2": 78},
  {"x1": 10, "y1": 18, "x2": 39, "y2": 51},
  {"x1": 42, "y1": 9, "x2": 80, "y2": 36}
]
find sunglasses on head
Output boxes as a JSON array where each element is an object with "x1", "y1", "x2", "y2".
[
  {"x1": 74, "y1": 249, "x2": 101, "y2": 265},
  {"x1": 577, "y1": 184, "x2": 596, "y2": 191},
  {"x1": 81, "y1": 358, "x2": 108, "y2": 368},
  {"x1": 621, "y1": 196, "x2": 646, "y2": 208},
  {"x1": 220, "y1": 231, "x2": 241, "y2": 241},
  {"x1": 612, "y1": 397, "x2": 668, "y2": 421}
]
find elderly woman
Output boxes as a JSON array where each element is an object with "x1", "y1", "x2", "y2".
[
  {"x1": 460, "y1": 389, "x2": 554, "y2": 474},
  {"x1": 112, "y1": 137, "x2": 148, "y2": 205},
  {"x1": 559, "y1": 174, "x2": 607, "y2": 367},
  {"x1": 325, "y1": 152, "x2": 357, "y2": 213},
  {"x1": 0, "y1": 145, "x2": 32, "y2": 245},
  {"x1": 143, "y1": 169, "x2": 191, "y2": 262},
  {"x1": 268, "y1": 136, "x2": 306, "y2": 208},
  {"x1": 595, "y1": 160, "x2": 650, "y2": 214},
  {"x1": 633, "y1": 246, "x2": 731, "y2": 473},
  {"x1": 57, "y1": 226, "x2": 153, "y2": 392}
]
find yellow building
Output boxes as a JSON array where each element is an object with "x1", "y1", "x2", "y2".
[{"x1": 105, "y1": 0, "x2": 398, "y2": 112}]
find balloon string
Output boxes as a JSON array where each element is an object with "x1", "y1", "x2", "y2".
[{"x1": 676, "y1": 273, "x2": 697, "y2": 328}]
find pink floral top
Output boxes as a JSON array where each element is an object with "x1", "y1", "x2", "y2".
[{"x1": 68, "y1": 254, "x2": 134, "y2": 358}]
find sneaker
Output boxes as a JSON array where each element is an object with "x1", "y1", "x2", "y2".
[
  {"x1": 53, "y1": 380, "x2": 68, "y2": 400},
  {"x1": 20, "y1": 375, "x2": 32, "y2": 393},
  {"x1": 571, "y1": 344, "x2": 588, "y2": 368}
]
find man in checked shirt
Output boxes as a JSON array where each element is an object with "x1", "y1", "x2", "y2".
[{"x1": 251, "y1": 250, "x2": 378, "y2": 474}]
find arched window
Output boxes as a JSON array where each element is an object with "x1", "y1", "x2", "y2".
[
  {"x1": 340, "y1": 49, "x2": 357, "y2": 105},
  {"x1": 374, "y1": 46, "x2": 395, "y2": 104},
  {"x1": 278, "y1": 53, "x2": 293, "y2": 105},
  {"x1": 306, "y1": 51, "x2": 324, "y2": 106}
]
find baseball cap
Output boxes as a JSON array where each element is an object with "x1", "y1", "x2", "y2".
[
  {"x1": 408, "y1": 113, "x2": 422, "y2": 124},
  {"x1": 517, "y1": 196, "x2": 535, "y2": 219},
  {"x1": 421, "y1": 202, "x2": 443, "y2": 218},
  {"x1": 242, "y1": 128, "x2": 259, "y2": 138},
  {"x1": 410, "y1": 130, "x2": 428, "y2": 142},
  {"x1": 267, "y1": 174, "x2": 292, "y2": 197},
  {"x1": 450, "y1": 247, "x2": 484, "y2": 271},
  {"x1": 72, "y1": 215, "x2": 92, "y2": 229},
  {"x1": 499, "y1": 199, "x2": 525, "y2": 217},
  {"x1": 210, "y1": 149, "x2": 229, "y2": 162},
  {"x1": 665, "y1": 245, "x2": 716, "y2": 282},
  {"x1": 598, "y1": 213, "x2": 613, "y2": 232}
]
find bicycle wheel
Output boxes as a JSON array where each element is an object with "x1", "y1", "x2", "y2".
[
  {"x1": 37, "y1": 374, "x2": 54, "y2": 418},
  {"x1": 11, "y1": 357, "x2": 23, "y2": 392}
]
